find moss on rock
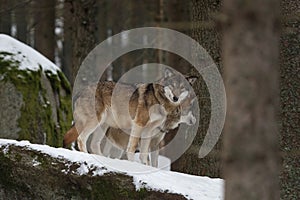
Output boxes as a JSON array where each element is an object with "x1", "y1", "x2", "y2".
[
  {"x1": 0, "y1": 144, "x2": 186, "y2": 200},
  {"x1": 0, "y1": 51, "x2": 72, "y2": 147}
]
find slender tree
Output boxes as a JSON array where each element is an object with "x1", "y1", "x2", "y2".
[
  {"x1": 62, "y1": 0, "x2": 73, "y2": 84},
  {"x1": 222, "y1": 0, "x2": 280, "y2": 199},
  {"x1": 14, "y1": 0, "x2": 28, "y2": 43},
  {"x1": 280, "y1": 0, "x2": 300, "y2": 198},
  {"x1": 0, "y1": 0, "x2": 12, "y2": 35},
  {"x1": 164, "y1": 0, "x2": 191, "y2": 74},
  {"x1": 33, "y1": 0, "x2": 55, "y2": 61},
  {"x1": 94, "y1": 0, "x2": 108, "y2": 81},
  {"x1": 64, "y1": 0, "x2": 97, "y2": 86}
]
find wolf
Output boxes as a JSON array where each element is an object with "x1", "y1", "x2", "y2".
[
  {"x1": 101, "y1": 86, "x2": 197, "y2": 167},
  {"x1": 90, "y1": 72, "x2": 197, "y2": 165},
  {"x1": 142, "y1": 93, "x2": 197, "y2": 166},
  {"x1": 63, "y1": 69, "x2": 194, "y2": 162},
  {"x1": 125, "y1": 72, "x2": 197, "y2": 164}
]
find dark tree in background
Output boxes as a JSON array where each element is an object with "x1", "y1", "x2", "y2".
[
  {"x1": 64, "y1": 0, "x2": 97, "y2": 86},
  {"x1": 0, "y1": 0, "x2": 12, "y2": 35},
  {"x1": 106, "y1": 0, "x2": 130, "y2": 80},
  {"x1": 33, "y1": 0, "x2": 55, "y2": 62},
  {"x1": 170, "y1": 0, "x2": 222, "y2": 177},
  {"x1": 14, "y1": 0, "x2": 28, "y2": 43},
  {"x1": 279, "y1": 0, "x2": 300, "y2": 199},
  {"x1": 62, "y1": 0, "x2": 74, "y2": 84},
  {"x1": 222, "y1": 0, "x2": 280, "y2": 199},
  {"x1": 164, "y1": 0, "x2": 191, "y2": 74}
]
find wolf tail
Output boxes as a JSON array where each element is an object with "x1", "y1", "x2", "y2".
[{"x1": 63, "y1": 125, "x2": 78, "y2": 148}]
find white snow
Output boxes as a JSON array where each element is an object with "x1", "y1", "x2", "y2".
[
  {"x1": 0, "y1": 139, "x2": 224, "y2": 200},
  {"x1": 0, "y1": 34, "x2": 60, "y2": 74},
  {"x1": 32, "y1": 156, "x2": 41, "y2": 167}
]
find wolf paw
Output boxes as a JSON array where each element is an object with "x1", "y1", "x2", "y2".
[
  {"x1": 127, "y1": 152, "x2": 135, "y2": 161},
  {"x1": 140, "y1": 153, "x2": 150, "y2": 166}
]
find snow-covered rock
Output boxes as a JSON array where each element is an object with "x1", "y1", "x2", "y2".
[
  {"x1": 0, "y1": 34, "x2": 72, "y2": 147},
  {"x1": 0, "y1": 139, "x2": 224, "y2": 200}
]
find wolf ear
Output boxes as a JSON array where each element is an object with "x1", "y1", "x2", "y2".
[
  {"x1": 186, "y1": 76, "x2": 198, "y2": 85},
  {"x1": 164, "y1": 68, "x2": 175, "y2": 78}
]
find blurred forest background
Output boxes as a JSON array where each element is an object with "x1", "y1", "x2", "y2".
[{"x1": 0, "y1": 0, "x2": 298, "y2": 199}]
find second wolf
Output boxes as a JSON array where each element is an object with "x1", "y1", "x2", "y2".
[{"x1": 101, "y1": 91, "x2": 196, "y2": 167}]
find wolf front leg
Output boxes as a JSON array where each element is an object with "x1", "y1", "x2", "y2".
[
  {"x1": 150, "y1": 131, "x2": 166, "y2": 167},
  {"x1": 140, "y1": 128, "x2": 165, "y2": 167},
  {"x1": 139, "y1": 137, "x2": 151, "y2": 165},
  {"x1": 150, "y1": 148, "x2": 159, "y2": 168},
  {"x1": 126, "y1": 124, "x2": 143, "y2": 161}
]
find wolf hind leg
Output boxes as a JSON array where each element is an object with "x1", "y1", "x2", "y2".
[
  {"x1": 102, "y1": 138, "x2": 113, "y2": 157},
  {"x1": 90, "y1": 124, "x2": 108, "y2": 155},
  {"x1": 103, "y1": 140, "x2": 124, "y2": 159},
  {"x1": 77, "y1": 122, "x2": 98, "y2": 153}
]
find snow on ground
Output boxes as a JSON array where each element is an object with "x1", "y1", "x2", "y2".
[
  {"x1": 0, "y1": 139, "x2": 224, "y2": 200},
  {"x1": 0, "y1": 34, "x2": 59, "y2": 74}
]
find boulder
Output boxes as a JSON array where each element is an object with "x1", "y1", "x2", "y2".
[
  {"x1": 0, "y1": 141, "x2": 185, "y2": 200},
  {"x1": 0, "y1": 34, "x2": 72, "y2": 147}
]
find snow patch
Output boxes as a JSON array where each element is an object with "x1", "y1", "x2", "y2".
[
  {"x1": 0, "y1": 34, "x2": 60, "y2": 74},
  {"x1": 2, "y1": 145, "x2": 9, "y2": 154},
  {"x1": 76, "y1": 163, "x2": 89, "y2": 175},
  {"x1": 32, "y1": 156, "x2": 41, "y2": 167}
]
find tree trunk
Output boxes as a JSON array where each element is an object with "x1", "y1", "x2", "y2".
[
  {"x1": 94, "y1": 0, "x2": 108, "y2": 81},
  {"x1": 62, "y1": 0, "x2": 73, "y2": 84},
  {"x1": 279, "y1": 0, "x2": 300, "y2": 199},
  {"x1": 33, "y1": 0, "x2": 55, "y2": 62},
  {"x1": 0, "y1": 0, "x2": 11, "y2": 35},
  {"x1": 171, "y1": 0, "x2": 222, "y2": 177},
  {"x1": 164, "y1": 0, "x2": 191, "y2": 74},
  {"x1": 65, "y1": 0, "x2": 97, "y2": 86},
  {"x1": 222, "y1": 0, "x2": 280, "y2": 199},
  {"x1": 14, "y1": 0, "x2": 27, "y2": 43}
]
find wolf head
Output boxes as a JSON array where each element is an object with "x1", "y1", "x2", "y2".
[
  {"x1": 160, "y1": 69, "x2": 197, "y2": 105},
  {"x1": 157, "y1": 68, "x2": 198, "y2": 128}
]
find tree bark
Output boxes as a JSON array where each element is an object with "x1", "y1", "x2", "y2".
[
  {"x1": 0, "y1": 0, "x2": 11, "y2": 35},
  {"x1": 94, "y1": 0, "x2": 108, "y2": 81},
  {"x1": 14, "y1": 0, "x2": 28, "y2": 43},
  {"x1": 222, "y1": 0, "x2": 280, "y2": 199},
  {"x1": 171, "y1": 0, "x2": 222, "y2": 177},
  {"x1": 279, "y1": 0, "x2": 300, "y2": 199},
  {"x1": 62, "y1": 0, "x2": 73, "y2": 84},
  {"x1": 65, "y1": 0, "x2": 97, "y2": 86},
  {"x1": 164, "y1": 0, "x2": 191, "y2": 74},
  {"x1": 33, "y1": 0, "x2": 55, "y2": 61}
]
